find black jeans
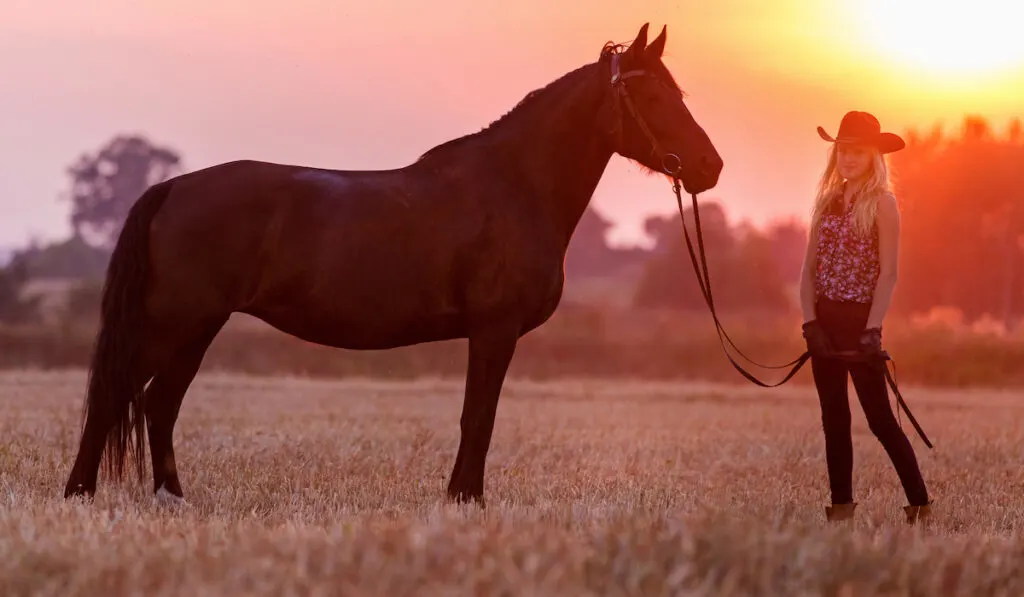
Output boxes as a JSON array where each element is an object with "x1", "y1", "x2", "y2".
[{"x1": 811, "y1": 298, "x2": 929, "y2": 506}]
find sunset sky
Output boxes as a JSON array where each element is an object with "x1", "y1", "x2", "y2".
[{"x1": 2, "y1": 0, "x2": 1022, "y2": 248}]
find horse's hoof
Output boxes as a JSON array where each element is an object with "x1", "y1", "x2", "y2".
[
  {"x1": 154, "y1": 485, "x2": 189, "y2": 508},
  {"x1": 63, "y1": 484, "x2": 93, "y2": 501},
  {"x1": 446, "y1": 488, "x2": 486, "y2": 508}
]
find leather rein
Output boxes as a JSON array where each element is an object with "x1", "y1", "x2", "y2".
[{"x1": 604, "y1": 50, "x2": 933, "y2": 449}]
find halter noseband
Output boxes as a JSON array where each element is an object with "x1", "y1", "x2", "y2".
[{"x1": 606, "y1": 50, "x2": 683, "y2": 177}]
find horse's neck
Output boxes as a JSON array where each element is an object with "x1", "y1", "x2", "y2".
[{"x1": 484, "y1": 70, "x2": 613, "y2": 249}]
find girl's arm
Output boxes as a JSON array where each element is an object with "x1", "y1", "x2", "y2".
[
  {"x1": 865, "y1": 192, "x2": 900, "y2": 329},
  {"x1": 799, "y1": 223, "x2": 819, "y2": 323}
]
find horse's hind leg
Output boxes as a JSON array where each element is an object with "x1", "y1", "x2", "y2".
[
  {"x1": 64, "y1": 366, "x2": 151, "y2": 498},
  {"x1": 146, "y1": 322, "x2": 224, "y2": 503}
]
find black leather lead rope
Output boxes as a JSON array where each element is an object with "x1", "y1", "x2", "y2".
[
  {"x1": 672, "y1": 180, "x2": 809, "y2": 387},
  {"x1": 882, "y1": 357, "x2": 933, "y2": 448},
  {"x1": 671, "y1": 179, "x2": 933, "y2": 448}
]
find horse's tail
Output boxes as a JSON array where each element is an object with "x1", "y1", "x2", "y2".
[{"x1": 81, "y1": 179, "x2": 173, "y2": 484}]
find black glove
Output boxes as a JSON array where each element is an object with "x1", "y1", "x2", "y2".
[
  {"x1": 802, "y1": 320, "x2": 833, "y2": 357},
  {"x1": 859, "y1": 327, "x2": 884, "y2": 359}
]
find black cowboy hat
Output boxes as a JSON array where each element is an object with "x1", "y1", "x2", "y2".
[{"x1": 817, "y1": 110, "x2": 905, "y2": 154}]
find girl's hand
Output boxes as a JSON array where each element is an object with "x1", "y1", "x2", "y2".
[
  {"x1": 859, "y1": 327, "x2": 883, "y2": 358},
  {"x1": 802, "y1": 320, "x2": 834, "y2": 357}
]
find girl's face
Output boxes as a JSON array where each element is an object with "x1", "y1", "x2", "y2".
[{"x1": 836, "y1": 143, "x2": 874, "y2": 181}]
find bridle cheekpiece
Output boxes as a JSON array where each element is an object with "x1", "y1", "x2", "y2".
[{"x1": 604, "y1": 46, "x2": 683, "y2": 177}]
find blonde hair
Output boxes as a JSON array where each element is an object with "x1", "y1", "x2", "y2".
[{"x1": 810, "y1": 144, "x2": 895, "y2": 237}]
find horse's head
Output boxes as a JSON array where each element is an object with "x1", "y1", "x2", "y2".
[{"x1": 600, "y1": 24, "x2": 722, "y2": 195}]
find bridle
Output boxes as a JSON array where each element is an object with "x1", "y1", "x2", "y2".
[
  {"x1": 605, "y1": 48, "x2": 683, "y2": 178},
  {"x1": 602, "y1": 47, "x2": 933, "y2": 449}
]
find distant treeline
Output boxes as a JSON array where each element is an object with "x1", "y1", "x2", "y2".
[{"x1": 2, "y1": 306, "x2": 1024, "y2": 388}]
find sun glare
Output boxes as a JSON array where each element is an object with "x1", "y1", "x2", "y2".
[{"x1": 856, "y1": 0, "x2": 1024, "y2": 77}]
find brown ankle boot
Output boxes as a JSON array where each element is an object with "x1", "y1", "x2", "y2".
[
  {"x1": 825, "y1": 502, "x2": 857, "y2": 522},
  {"x1": 903, "y1": 502, "x2": 932, "y2": 525}
]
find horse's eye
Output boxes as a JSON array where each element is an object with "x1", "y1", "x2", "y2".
[{"x1": 645, "y1": 89, "x2": 664, "y2": 104}]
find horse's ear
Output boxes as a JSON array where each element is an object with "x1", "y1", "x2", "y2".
[
  {"x1": 646, "y1": 25, "x2": 667, "y2": 59},
  {"x1": 625, "y1": 23, "x2": 650, "y2": 58}
]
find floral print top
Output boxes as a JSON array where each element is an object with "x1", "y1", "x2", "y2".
[{"x1": 814, "y1": 193, "x2": 880, "y2": 304}]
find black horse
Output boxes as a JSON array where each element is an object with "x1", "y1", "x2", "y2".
[{"x1": 63, "y1": 23, "x2": 723, "y2": 505}]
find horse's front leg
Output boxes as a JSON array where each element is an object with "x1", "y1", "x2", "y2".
[{"x1": 446, "y1": 321, "x2": 519, "y2": 506}]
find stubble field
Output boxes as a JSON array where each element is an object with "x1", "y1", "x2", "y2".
[{"x1": 2, "y1": 370, "x2": 1024, "y2": 596}]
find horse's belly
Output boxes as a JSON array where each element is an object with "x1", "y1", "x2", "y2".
[
  {"x1": 244, "y1": 292, "x2": 466, "y2": 350},
  {"x1": 242, "y1": 228, "x2": 469, "y2": 348},
  {"x1": 252, "y1": 309, "x2": 466, "y2": 349},
  {"x1": 241, "y1": 218, "x2": 562, "y2": 350}
]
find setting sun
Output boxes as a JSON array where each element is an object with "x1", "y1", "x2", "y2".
[{"x1": 856, "y1": 0, "x2": 1024, "y2": 76}]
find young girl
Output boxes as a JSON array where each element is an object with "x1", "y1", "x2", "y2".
[{"x1": 799, "y1": 110, "x2": 932, "y2": 525}]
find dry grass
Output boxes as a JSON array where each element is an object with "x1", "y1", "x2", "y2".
[{"x1": 2, "y1": 370, "x2": 1024, "y2": 595}]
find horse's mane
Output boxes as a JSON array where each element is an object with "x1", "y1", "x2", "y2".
[
  {"x1": 415, "y1": 41, "x2": 683, "y2": 164},
  {"x1": 415, "y1": 61, "x2": 599, "y2": 163}
]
